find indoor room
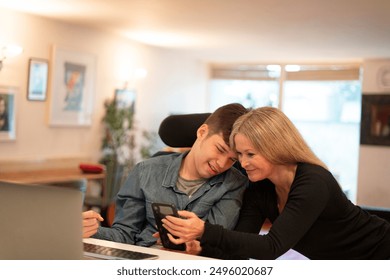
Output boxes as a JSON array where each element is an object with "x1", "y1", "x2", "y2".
[{"x1": 0, "y1": 0, "x2": 389, "y2": 266}]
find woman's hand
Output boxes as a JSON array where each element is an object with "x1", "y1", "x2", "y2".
[
  {"x1": 82, "y1": 210, "x2": 104, "y2": 238},
  {"x1": 162, "y1": 210, "x2": 205, "y2": 243},
  {"x1": 184, "y1": 240, "x2": 202, "y2": 255},
  {"x1": 152, "y1": 232, "x2": 202, "y2": 255}
]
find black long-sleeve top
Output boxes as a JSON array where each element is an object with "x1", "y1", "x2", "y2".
[{"x1": 200, "y1": 163, "x2": 390, "y2": 259}]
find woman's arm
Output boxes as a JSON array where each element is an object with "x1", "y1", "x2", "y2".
[
  {"x1": 163, "y1": 180, "x2": 269, "y2": 242},
  {"x1": 162, "y1": 212, "x2": 247, "y2": 259},
  {"x1": 234, "y1": 180, "x2": 272, "y2": 233},
  {"x1": 198, "y1": 174, "x2": 331, "y2": 259},
  {"x1": 164, "y1": 173, "x2": 331, "y2": 259}
]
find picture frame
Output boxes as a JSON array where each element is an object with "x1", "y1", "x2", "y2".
[
  {"x1": 114, "y1": 88, "x2": 136, "y2": 111},
  {"x1": 0, "y1": 86, "x2": 17, "y2": 141},
  {"x1": 27, "y1": 58, "x2": 49, "y2": 101},
  {"x1": 48, "y1": 45, "x2": 97, "y2": 127},
  {"x1": 360, "y1": 94, "x2": 390, "y2": 146}
]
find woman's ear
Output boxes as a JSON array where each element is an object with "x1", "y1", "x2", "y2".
[{"x1": 196, "y1": 124, "x2": 209, "y2": 139}]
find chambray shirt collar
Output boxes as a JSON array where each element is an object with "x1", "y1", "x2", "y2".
[{"x1": 161, "y1": 151, "x2": 225, "y2": 189}]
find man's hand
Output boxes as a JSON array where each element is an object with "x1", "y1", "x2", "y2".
[
  {"x1": 152, "y1": 232, "x2": 162, "y2": 245},
  {"x1": 82, "y1": 210, "x2": 104, "y2": 238}
]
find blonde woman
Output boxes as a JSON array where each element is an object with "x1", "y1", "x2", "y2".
[{"x1": 161, "y1": 107, "x2": 390, "y2": 259}]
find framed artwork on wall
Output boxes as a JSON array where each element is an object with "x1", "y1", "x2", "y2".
[
  {"x1": 360, "y1": 94, "x2": 390, "y2": 146},
  {"x1": 377, "y1": 65, "x2": 390, "y2": 89},
  {"x1": 114, "y1": 88, "x2": 136, "y2": 110},
  {"x1": 27, "y1": 58, "x2": 49, "y2": 101},
  {"x1": 0, "y1": 86, "x2": 17, "y2": 141},
  {"x1": 48, "y1": 45, "x2": 97, "y2": 127}
]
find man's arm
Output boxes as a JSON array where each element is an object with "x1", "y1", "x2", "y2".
[{"x1": 93, "y1": 162, "x2": 147, "y2": 244}]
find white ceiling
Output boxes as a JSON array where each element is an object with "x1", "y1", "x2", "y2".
[{"x1": 1, "y1": 0, "x2": 390, "y2": 63}]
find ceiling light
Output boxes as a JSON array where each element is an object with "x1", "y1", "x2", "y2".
[
  {"x1": 285, "y1": 65, "x2": 301, "y2": 72},
  {"x1": 266, "y1": 65, "x2": 281, "y2": 72}
]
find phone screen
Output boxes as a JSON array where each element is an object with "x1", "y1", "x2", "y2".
[
  {"x1": 157, "y1": 204, "x2": 176, "y2": 216},
  {"x1": 151, "y1": 203, "x2": 186, "y2": 251}
]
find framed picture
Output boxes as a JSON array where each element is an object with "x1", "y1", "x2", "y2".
[
  {"x1": 48, "y1": 45, "x2": 97, "y2": 127},
  {"x1": 114, "y1": 89, "x2": 136, "y2": 111},
  {"x1": 27, "y1": 58, "x2": 48, "y2": 101},
  {"x1": 0, "y1": 86, "x2": 17, "y2": 141},
  {"x1": 360, "y1": 94, "x2": 390, "y2": 146}
]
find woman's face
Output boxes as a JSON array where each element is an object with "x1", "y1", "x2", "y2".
[{"x1": 234, "y1": 133, "x2": 274, "y2": 182}]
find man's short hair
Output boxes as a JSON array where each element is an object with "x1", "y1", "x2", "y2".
[{"x1": 204, "y1": 103, "x2": 248, "y2": 144}]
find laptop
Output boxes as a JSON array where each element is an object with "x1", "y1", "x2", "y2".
[
  {"x1": 0, "y1": 180, "x2": 84, "y2": 259},
  {"x1": 0, "y1": 181, "x2": 158, "y2": 260}
]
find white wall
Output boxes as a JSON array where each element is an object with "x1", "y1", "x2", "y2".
[
  {"x1": 357, "y1": 59, "x2": 390, "y2": 208},
  {"x1": 0, "y1": 8, "x2": 208, "y2": 163}
]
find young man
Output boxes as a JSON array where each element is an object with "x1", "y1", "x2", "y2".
[{"x1": 83, "y1": 103, "x2": 248, "y2": 246}]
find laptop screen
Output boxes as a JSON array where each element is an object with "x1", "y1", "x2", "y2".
[{"x1": 0, "y1": 181, "x2": 84, "y2": 260}]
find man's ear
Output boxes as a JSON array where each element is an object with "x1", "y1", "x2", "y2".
[{"x1": 196, "y1": 124, "x2": 209, "y2": 139}]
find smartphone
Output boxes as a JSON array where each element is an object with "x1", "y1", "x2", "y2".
[{"x1": 151, "y1": 202, "x2": 186, "y2": 251}]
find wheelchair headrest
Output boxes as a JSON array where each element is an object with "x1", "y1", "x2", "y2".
[{"x1": 158, "y1": 113, "x2": 211, "y2": 147}]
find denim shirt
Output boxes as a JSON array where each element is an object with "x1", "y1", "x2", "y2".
[{"x1": 94, "y1": 152, "x2": 248, "y2": 246}]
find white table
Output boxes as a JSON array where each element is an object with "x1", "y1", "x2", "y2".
[{"x1": 83, "y1": 238, "x2": 214, "y2": 260}]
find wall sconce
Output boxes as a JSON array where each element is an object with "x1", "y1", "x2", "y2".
[{"x1": 0, "y1": 44, "x2": 23, "y2": 71}]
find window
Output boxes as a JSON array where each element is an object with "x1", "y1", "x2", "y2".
[
  {"x1": 208, "y1": 65, "x2": 279, "y2": 111},
  {"x1": 209, "y1": 64, "x2": 362, "y2": 202}
]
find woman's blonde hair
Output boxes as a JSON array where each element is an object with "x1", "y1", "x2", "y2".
[{"x1": 230, "y1": 107, "x2": 327, "y2": 169}]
